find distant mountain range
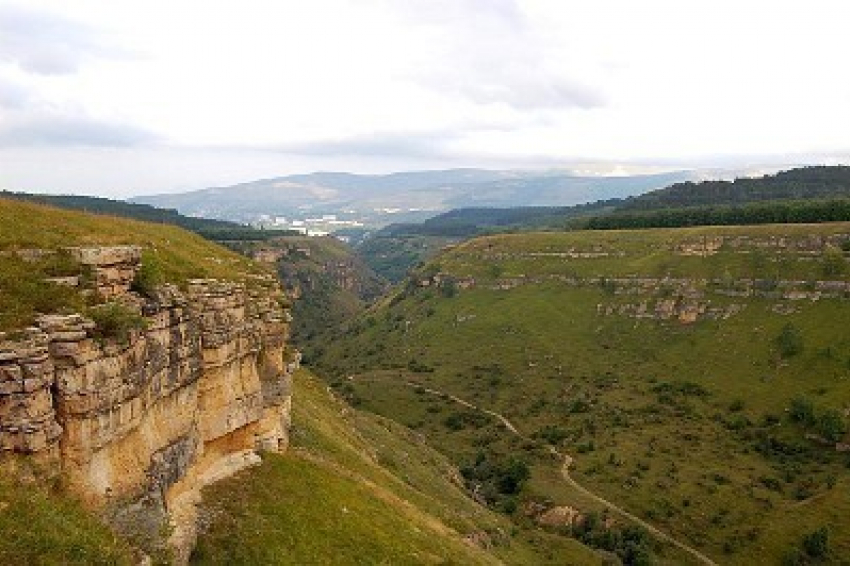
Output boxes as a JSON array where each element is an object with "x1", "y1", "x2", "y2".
[{"x1": 131, "y1": 168, "x2": 712, "y2": 227}]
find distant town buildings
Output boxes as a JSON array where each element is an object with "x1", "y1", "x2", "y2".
[
  {"x1": 253, "y1": 212, "x2": 364, "y2": 237},
  {"x1": 252, "y1": 206, "x2": 431, "y2": 238}
]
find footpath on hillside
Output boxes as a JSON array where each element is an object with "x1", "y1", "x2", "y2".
[{"x1": 405, "y1": 380, "x2": 719, "y2": 566}]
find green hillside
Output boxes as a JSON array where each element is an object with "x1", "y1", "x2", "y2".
[
  {"x1": 0, "y1": 190, "x2": 241, "y2": 232},
  {"x1": 314, "y1": 222, "x2": 850, "y2": 565},
  {"x1": 620, "y1": 166, "x2": 850, "y2": 211},
  {"x1": 193, "y1": 369, "x2": 602, "y2": 565},
  {"x1": 0, "y1": 190, "x2": 298, "y2": 242},
  {"x1": 584, "y1": 166, "x2": 850, "y2": 231},
  {"x1": 0, "y1": 197, "x2": 272, "y2": 331}
]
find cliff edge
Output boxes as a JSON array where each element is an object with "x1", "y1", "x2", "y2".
[{"x1": 0, "y1": 199, "x2": 295, "y2": 562}]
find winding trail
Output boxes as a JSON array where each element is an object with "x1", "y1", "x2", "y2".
[{"x1": 406, "y1": 380, "x2": 718, "y2": 566}]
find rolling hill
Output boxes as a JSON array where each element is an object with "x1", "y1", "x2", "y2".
[{"x1": 313, "y1": 222, "x2": 850, "y2": 565}]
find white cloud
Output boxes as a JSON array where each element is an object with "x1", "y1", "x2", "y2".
[
  {"x1": 0, "y1": 4, "x2": 113, "y2": 75},
  {"x1": 0, "y1": 111, "x2": 156, "y2": 147},
  {"x1": 0, "y1": 0, "x2": 848, "y2": 195},
  {"x1": 0, "y1": 74, "x2": 30, "y2": 108}
]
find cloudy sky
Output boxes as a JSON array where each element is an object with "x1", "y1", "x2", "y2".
[{"x1": 1, "y1": 0, "x2": 849, "y2": 197}]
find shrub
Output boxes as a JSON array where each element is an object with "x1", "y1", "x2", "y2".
[
  {"x1": 535, "y1": 425, "x2": 568, "y2": 444},
  {"x1": 789, "y1": 397, "x2": 816, "y2": 426},
  {"x1": 775, "y1": 324, "x2": 804, "y2": 358},
  {"x1": 87, "y1": 303, "x2": 147, "y2": 344},
  {"x1": 406, "y1": 359, "x2": 434, "y2": 373},
  {"x1": 439, "y1": 277, "x2": 457, "y2": 298},
  {"x1": 802, "y1": 526, "x2": 829, "y2": 559},
  {"x1": 573, "y1": 514, "x2": 652, "y2": 566},
  {"x1": 725, "y1": 415, "x2": 751, "y2": 431},
  {"x1": 817, "y1": 409, "x2": 847, "y2": 443},
  {"x1": 598, "y1": 277, "x2": 617, "y2": 295},
  {"x1": 651, "y1": 380, "x2": 709, "y2": 398},
  {"x1": 131, "y1": 253, "x2": 164, "y2": 298},
  {"x1": 460, "y1": 452, "x2": 531, "y2": 503},
  {"x1": 442, "y1": 410, "x2": 487, "y2": 431},
  {"x1": 762, "y1": 413, "x2": 781, "y2": 426},
  {"x1": 782, "y1": 548, "x2": 806, "y2": 566},
  {"x1": 443, "y1": 412, "x2": 466, "y2": 431},
  {"x1": 494, "y1": 459, "x2": 530, "y2": 495},
  {"x1": 759, "y1": 476, "x2": 782, "y2": 492}
]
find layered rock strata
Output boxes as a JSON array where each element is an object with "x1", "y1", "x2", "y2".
[{"x1": 0, "y1": 247, "x2": 294, "y2": 561}]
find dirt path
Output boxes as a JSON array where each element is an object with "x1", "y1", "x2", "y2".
[
  {"x1": 408, "y1": 383, "x2": 521, "y2": 435},
  {"x1": 406, "y1": 380, "x2": 719, "y2": 566}
]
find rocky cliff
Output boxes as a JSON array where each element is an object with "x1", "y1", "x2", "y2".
[{"x1": 0, "y1": 246, "x2": 295, "y2": 562}]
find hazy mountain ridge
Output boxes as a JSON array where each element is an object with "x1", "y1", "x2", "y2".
[{"x1": 131, "y1": 168, "x2": 700, "y2": 226}]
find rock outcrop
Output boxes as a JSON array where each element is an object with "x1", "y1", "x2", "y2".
[
  {"x1": 68, "y1": 245, "x2": 142, "y2": 298},
  {"x1": 0, "y1": 247, "x2": 294, "y2": 562}
]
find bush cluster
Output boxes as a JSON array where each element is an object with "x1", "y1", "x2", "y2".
[{"x1": 87, "y1": 303, "x2": 147, "y2": 344}]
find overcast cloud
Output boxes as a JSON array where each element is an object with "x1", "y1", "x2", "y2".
[
  {"x1": 0, "y1": 0, "x2": 848, "y2": 196},
  {"x1": 0, "y1": 4, "x2": 114, "y2": 75}
]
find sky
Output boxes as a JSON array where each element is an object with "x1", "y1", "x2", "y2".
[{"x1": 0, "y1": 0, "x2": 849, "y2": 197}]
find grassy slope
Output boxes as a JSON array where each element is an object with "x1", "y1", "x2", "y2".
[
  {"x1": 193, "y1": 369, "x2": 601, "y2": 565},
  {"x1": 0, "y1": 468, "x2": 134, "y2": 564},
  {"x1": 0, "y1": 197, "x2": 271, "y2": 330},
  {"x1": 316, "y1": 223, "x2": 850, "y2": 565}
]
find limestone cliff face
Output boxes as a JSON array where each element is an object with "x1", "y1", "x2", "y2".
[{"x1": 0, "y1": 246, "x2": 295, "y2": 561}]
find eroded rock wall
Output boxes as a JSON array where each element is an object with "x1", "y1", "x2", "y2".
[{"x1": 0, "y1": 247, "x2": 294, "y2": 561}]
